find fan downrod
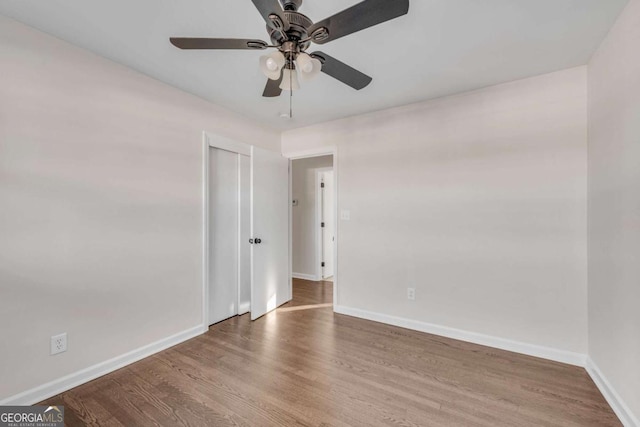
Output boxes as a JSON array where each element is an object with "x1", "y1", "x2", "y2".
[{"x1": 281, "y1": 0, "x2": 303, "y2": 12}]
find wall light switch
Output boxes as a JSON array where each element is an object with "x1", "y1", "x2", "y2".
[{"x1": 341, "y1": 210, "x2": 351, "y2": 221}]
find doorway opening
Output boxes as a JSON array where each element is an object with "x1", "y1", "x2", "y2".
[{"x1": 289, "y1": 153, "x2": 337, "y2": 307}]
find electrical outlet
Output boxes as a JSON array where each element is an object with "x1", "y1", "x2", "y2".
[
  {"x1": 407, "y1": 288, "x2": 416, "y2": 301},
  {"x1": 51, "y1": 333, "x2": 67, "y2": 355}
]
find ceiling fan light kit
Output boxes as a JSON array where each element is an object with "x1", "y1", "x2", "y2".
[
  {"x1": 259, "y1": 51, "x2": 320, "y2": 89},
  {"x1": 280, "y1": 67, "x2": 301, "y2": 91},
  {"x1": 259, "y1": 50, "x2": 286, "y2": 80},
  {"x1": 171, "y1": 0, "x2": 410, "y2": 111},
  {"x1": 296, "y1": 52, "x2": 322, "y2": 82}
]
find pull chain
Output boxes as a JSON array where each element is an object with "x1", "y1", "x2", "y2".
[{"x1": 289, "y1": 66, "x2": 293, "y2": 119}]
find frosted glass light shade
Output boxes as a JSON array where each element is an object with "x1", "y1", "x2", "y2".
[
  {"x1": 279, "y1": 68, "x2": 300, "y2": 91},
  {"x1": 296, "y1": 53, "x2": 322, "y2": 81},
  {"x1": 259, "y1": 51, "x2": 286, "y2": 80}
]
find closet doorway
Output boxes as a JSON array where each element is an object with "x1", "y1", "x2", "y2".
[
  {"x1": 208, "y1": 147, "x2": 250, "y2": 325},
  {"x1": 203, "y1": 132, "x2": 290, "y2": 326}
]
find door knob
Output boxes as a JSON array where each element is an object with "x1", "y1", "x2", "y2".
[
  {"x1": 249, "y1": 239, "x2": 254, "y2": 244},
  {"x1": 255, "y1": 238, "x2": 262, "y2": 244}
]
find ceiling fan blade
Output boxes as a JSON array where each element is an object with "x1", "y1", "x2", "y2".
[
  {"x1": 308, "y1": 0, "x2": 409, "y2": 45},
  {"x1": 311, "y1": 52, "x2": 372, "y2": 90},
  {"x1": 170, "y1": 38, "x2": 268, "y2": 50},
  {"x1": 262, "y1": 75, "x2": 283, "y2": 97},
  {"x1": 250, "y1": 0, "x2": 289, "y2": 31}
]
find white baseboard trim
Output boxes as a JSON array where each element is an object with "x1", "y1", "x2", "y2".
[
  {"x1": 292, "y1": 272, "x2": 320, "y2": 282},
  {"x1": 586, "y1": 357, "x2": 639, "y2": 427},
  {"x1": 0, "y1": 325, "x2": 205, "y2": 406},
  {"x1": 333, "y1": 305, "x2": 586, "y2": 367}
]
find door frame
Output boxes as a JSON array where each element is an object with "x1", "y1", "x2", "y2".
[
  {"x1": 202, "y1": 131, "x2": 252, "y2": 330},
  {"x1": 315, "y1": 167, "x2": 333, "y2": 280},
  {"x1": 286, "y1": 147, "x2": 339, "y2": 307}
]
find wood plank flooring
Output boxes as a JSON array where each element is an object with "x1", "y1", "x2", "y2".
[{"x1": 41, "y1": 279, "x2": 620, "y2": 426}]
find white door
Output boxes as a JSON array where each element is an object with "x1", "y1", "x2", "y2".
[
  {"x1": 209, "y1": 148, "x2": 240, "y2": 325},
  {"x1": 251, "y1": 146, "x2": 290, "y2": 320},
  {"x1": 322, "y1": 171, "x2": 335, "y2": 279}
]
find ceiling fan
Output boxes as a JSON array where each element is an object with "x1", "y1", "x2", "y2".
[{"x1": 170, "y1": 0, "x2": 410, "y2": 98}]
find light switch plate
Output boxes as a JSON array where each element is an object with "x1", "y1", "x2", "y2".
[{"x1": 341, "y1": 210, "x2": 351, "y2": 221}]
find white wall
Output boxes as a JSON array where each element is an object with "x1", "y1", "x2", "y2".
[
  {"x1": 0, "y1": 16, "x2": 280, "y2": 401},
  {"x1": 291, "y1": 156, "x2": 333, "y2": 278},
  {"x1": 588, "y1": 0, "x2": 640, "y2": 423},
  {"x1": 283, "y1": 67, "x2": 588, "y2": 356}
]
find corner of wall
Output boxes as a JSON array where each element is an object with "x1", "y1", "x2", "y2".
[{"x1": 586, "y1": 357, "x2": 640, "y2": 427}]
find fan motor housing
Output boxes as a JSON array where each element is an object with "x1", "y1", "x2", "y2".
[{"x1": 268, "y1": 11, "x2": 313, "y2": 50}]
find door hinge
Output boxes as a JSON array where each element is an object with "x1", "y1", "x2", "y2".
[
  {"x1": 321, "y1": 262, "x2": 325, "y2": 267},
  {"x1": 321, "y1": 222, "x2": 325, "y2": 228},
  {"x1": 321, "y1": 182, "x2": 325, "y2": 188}
]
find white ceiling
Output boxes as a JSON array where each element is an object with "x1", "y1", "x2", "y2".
[{"x1": 0, "y1": 0, "x2": 628, "y2": 130}]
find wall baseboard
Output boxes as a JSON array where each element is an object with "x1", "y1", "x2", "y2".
[
  {"x1": 335, "y1": 305, "x2": 636, "y2": 425},
  {"x1": 1, "y1": 310, "x2": 635, "y2": 427},
  {"x1": 292, "y1": 272, "x2": 320, "y2": 282},
  {"x1": 586, "y1": 357, "x2": 639, "y2": 427},
  {"x1": 333, "y1": 305, "x2": 587, "y2": 367},
  {"x1": 0, "y1": 325, "x2": 205, "y2": 406}
]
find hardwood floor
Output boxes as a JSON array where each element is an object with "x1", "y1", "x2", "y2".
[{"x1": 41, "y1": 279, "x2": 620, "y2": 426}]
